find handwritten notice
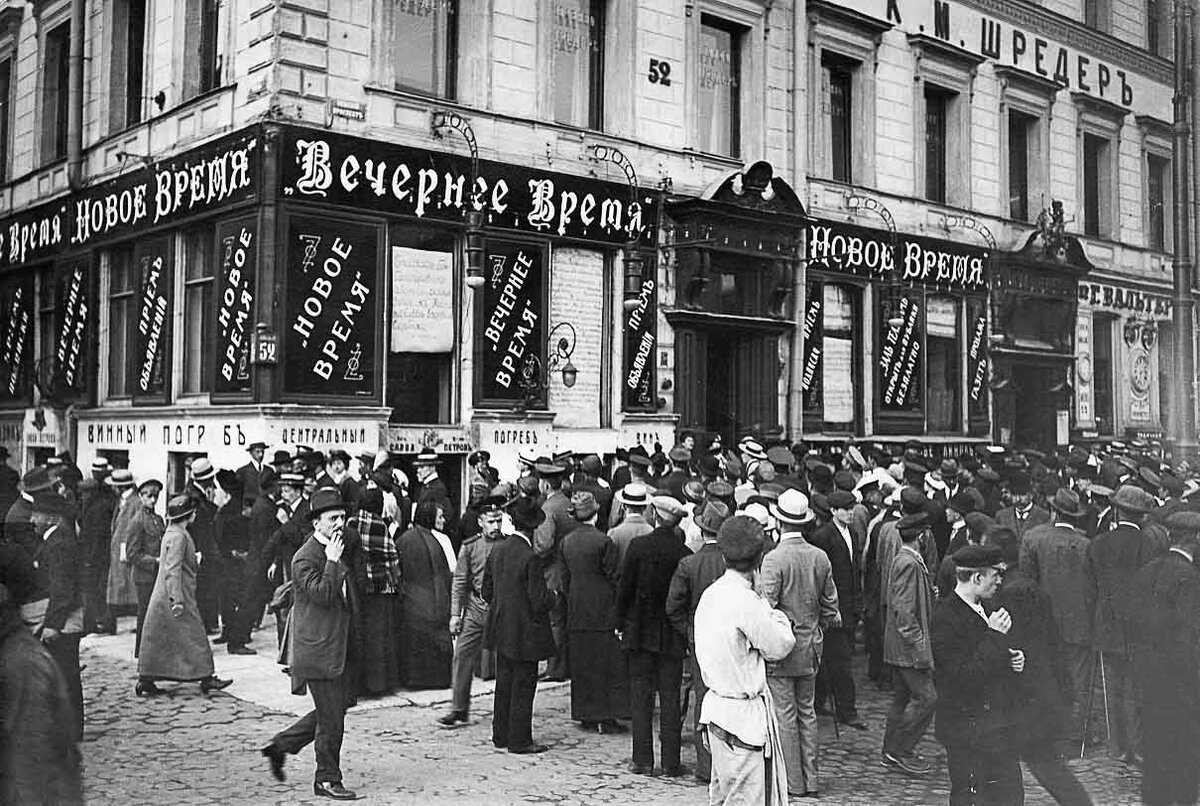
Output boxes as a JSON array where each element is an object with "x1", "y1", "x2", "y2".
[
  {"x1": 478, "y1": 240, "x2": 544, "y2": 403},
  {"x1": 823, "y1": 337, "x2": 855, "y2": 423},
  {"x1": 391, "y1": 246, "x2": 454, "y2": 353},
  {"x1": 0, "y1": 275, "x2": 32, "y2": 402},
  {"x1": 284, "y1": 215, "x2": 378, "y2": 398},
  {"x1": 53, "y1": 258, "x2": 89, "y2": 397},
  {"x1": 879, "y1": 294, "x2": 923, "y2": 412},
  {"x1": 623, "y1": 278, "x2": 656, "y2": 410},
  {"x1": 215, "y1": 217, "x2": 256, "y2": 395},
  {"x1": 134, "y1": 236, "x2": 172, "y2": 400}
]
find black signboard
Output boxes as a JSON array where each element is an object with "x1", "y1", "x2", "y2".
[
  {"x1": 966, "y1": 296, "x2": 989, "y2": 434},
  {"x1": 477, "y1": 240, "x2": 545, "y2": 405},
  {"x1": 279, "y1": 126, "x2": 657, "y2": 246},
  {"x1": 0, "y1": 128, "x2": 258, "y2": 271},
  {"x1": 283, "y1": 215, "x2": 379, "y2": 399},
  {"x1": 214, "y1": 216, "x2": 257, "y2": 395},
  {"x1": 878, "y1": 292, "x2": 923, "y2": 413},
  {"x1": 800, "y1": 281, "x2": 823, "y2": 414},
  {"x1": 808, "y1": 219, "x2": 989, "y2": 293},
  {"x1": 623, "y1": 277, "x2": 657, "y2": 410},
  {"x1": 134, "y1": 236, "x2": 173, "y2": 402},
  {"x1": 52, "y1": 257, "x2": 91, "y2": 399},
  {"x1": 0, "y1": 272, "x2": 33, "y2": 403}
]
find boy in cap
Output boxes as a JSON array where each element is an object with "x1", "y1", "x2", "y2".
[
  {"x1": 694, "y1": 516, "x2": 796, "y2": 805},
  {"x1": 932, "y1": 544, "x2": 1026, "y2": 806}
]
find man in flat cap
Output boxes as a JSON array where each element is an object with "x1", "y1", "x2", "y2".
[
  {"x1": 1130, "y1": 510, "x2": 1200, "y2": 806},
  {"x1": 932, "y1": 544, "x2": 1026, "y2": 806},
  {"x1": 559, "y1": 491, "x2": 624, "y2": 734},
  {"x1": 439, "y1": 493, "x2": 508, "y2": 728},
  {"x1": 614, "y1": 492, "x2": 692, "y2": 776},
  {"x1": 757, "y1": 489, "x2": 839, "y2": 797},
  {"x1": 881, "y1": 512, "x2": 936, "y2": 777},
  {"x1": 694, "y1": 516, "x2": 796, "y2": 804},
  {"x1": 810, "y1": 488, "x2": 867, "y2": 728},
  {"x1": 1089, "y1": 483, "x2": 1161, "y2": 765},
  {"x1": 663, "y1": 446, "x2": 693, "y2": 502}
]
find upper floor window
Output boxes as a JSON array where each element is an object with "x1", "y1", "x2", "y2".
[
  {"x1": 390, "y1": 0, "x2": 457, "y2": 98},
  {"x1": 1082, "y1": 132, "x2": 1113, "y2": 237},
  {"x1": 109, "y1": 0, "x2": 147, "y2": 132},
  {"x1": 0, "y1": 57, "x2": 11, "y2": 182},
  {"x1": 181, "y1": 0, "x2": 221, "y2": 101},
  {"x1": 924, "y1": 85, "x2": 952, "y2": 203},
  {"x1": 107, "y1": 246, "x2": 137, "y2": 398},
  {"x1": 1146, "y1": 152, "x2": 1170, "y2": 251},
  {"x1": 697, "y1": 15, "x2": 744, "y2": 158},
  {"x1": 41, "y1": 22, "x2": 69, "y2": 163},
  {"x1": 996, "y1": 66, "x2": 1056, "y2": 224},
  {"x1": 825, "y1": 55, "x2": 854, "y2": 183},
  {"x1": 1008, "y1": 111, "x2": 1037, "y2": 221},
  {"x1": 1085, "y1": 0, "x2": 1111, "y2": 32},
  {"x1": 550, "y1": 0, "x2": 604, "y2": 129},
  {"x1": 181, "y1": 227, "x2": 214, "y2": 395},
  {"x1": 910, "y1": 35, "x2": 981, "y2": 208}
]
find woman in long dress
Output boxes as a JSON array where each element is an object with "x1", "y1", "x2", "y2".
[
  {"x1": 135, "y1": 494, "x2": 231, "y2": 696},
  {"x1": 124, "y1": 479, "x2": 164, "y2": 657},
  {"x1": 396, "y1": 500, "x2": 454, "y2": 689},
  {"x1": 352, "y1": 489, "x2": 402, "y2": 696}
]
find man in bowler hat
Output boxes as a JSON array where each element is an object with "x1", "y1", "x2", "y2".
[
  {"x1": 483, "y1": 496, "x2": 559, "y2": 754},
  {"x1": 261, "y1": 488, "x2": 359, "y2": 800}
]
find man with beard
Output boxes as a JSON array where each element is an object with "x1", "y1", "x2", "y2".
[{"x1": 261, "y1": 488, "x2": 359, "y2": 800}]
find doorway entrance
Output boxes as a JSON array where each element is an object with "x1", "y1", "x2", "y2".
[{"x1": 994, "y1": 360, "x2": 1071, "y2": 450}]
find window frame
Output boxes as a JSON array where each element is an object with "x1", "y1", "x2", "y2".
[
  {"x1": 0, "y1": 51, "x2": 13, "y2": 183},
  {"x1": 801, "y1": 275, "x2": 865, "y2": 436},
  {"x1": 1092, "y1": 313, "x2": 1116, "y2": 436},
  {"x1": 376, "y1": 0, "x2": 460, "y2": 101},
  {"x1": 1075, "y1": 94, "x2": 1126, "y2": 241},
  {"x1": 102, "y1": 245, "x2": 138, "y2": 402},
  {"x1": 925, "y1": 293, "x2": 963, "y2": 433},
  {"x1": 39, "y1": 18, "x2": 71, "y2": 166},
  {"x1": 1085, "y1": 0, "x2": 1112, "y2": 33},
  {"x1": 909, "y1": 35, "x2": 982, "y2": 209},
  {"x1": 696, "y1": 13, "x2": 745, "y2": 159},
  {"x1": 995, "y1": 66, "x2": 1055, "y2": 225},
  {"x1": 176, "y1": 225, "x2": 216, "y2": 400},
  {"x1": 1139, "y1": 115, "x2": 1173, "y2": 254},
  {"x1": 542, "y1": 0, "x2": 606, "y2": 131},
  {"x1": 687, "y1": 2, "x2": 766, "y2": 162},
  {"x1": 107, "y1": 0, "x2": 149, "y2": 135}
]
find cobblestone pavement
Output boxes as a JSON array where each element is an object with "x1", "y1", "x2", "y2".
[{"x1": 81, "y1": 643, "x2": 1143, "y2": 805}]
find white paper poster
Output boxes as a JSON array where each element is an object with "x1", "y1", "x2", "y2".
[{"x1": 391, "y1": 246, "x2": 454, "y2": 353}]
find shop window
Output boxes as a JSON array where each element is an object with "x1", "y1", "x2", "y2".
[
  {"x1": 551, "y1": 0, "x2": 604, "y2": 129},
  {"x1": 1146, "y1": 152, "x2": 1170, "y2": 252},
  {"x1": 697, "y1": 15, "x2": 743, "y2": 158},
  {"x1": 823, "y1": 54, "x2": 855, "y2": 183},
  {"x1": 802, "y1": 280, "x2": 860, "y2": 433},
  {"x1": 181, "y1": 227, "x2": 214, "y2": 395},
  {"x1": 0, "y1": 57, "x2": 11, "y2": 182},
  {"x1": 97, "y1": 449, "x2": 129, "y2": 470},
  {"x1": 1082, "y1": 133, "x2": 1113, "y2": 237},
  {"x1": 181, "y1": 0, "x2": 221, "y2": 101},
  {"x1": 924, "y1": 86, "x2": 952, "y2": 203},
  {"x1": 109, "y1": 0, "x2": 147, "y2": 132},
  {"x1": 388, "y1": 0, "x2": 457, "y2": 98},
  {"x1": 389, "y1": 224, "x2": 456, "y2": 423},
  {"x1": 1085, "y1": 0, "x2": 1111, "y2": 32},
  {"x1": 927, "y1": 296, "x2": 960, "y2": 432},
  {"x1": 1008, "y1": 111, "x2": 1038, "y2": 222},
  {"x1": 1093, "y1": 314, "x2": 1115, "y2": 435},
  {"x1": 41, "y1": 22, "x2": 70, "y2": 163},
  {"x1": 107, "y1": 246, "x2": 137, "y2": 398}
]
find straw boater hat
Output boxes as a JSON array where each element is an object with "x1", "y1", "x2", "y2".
[
  {"x1": 615, "y1": 482, "x2": 650, "y2": 507},
  {"x1": 771, "y1": 489, "x2": 815, "y2": 526},
  {"x1": 107, "y1": 469, "x2": 134, "y2": 488}
]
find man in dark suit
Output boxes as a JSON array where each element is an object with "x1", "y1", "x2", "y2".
[
  {"x1": 235, "y1": 442, "x2": 275, "y2": 502},
  {"x1": 413, "y1": 449, "x2": 458, "y2": 547},
  {"x1": 996, "y1": 471, "x2": 1050, "y2": 540},
  {"x1": 614, "y1": 495, "x2": 691, "y2": 777},
  {"x1": 261, "y1": 488, "x2": 358, "y2": 800},
  {"x1": 263, "y1": 474, "x2": 312, "y2": 648},
  {"x1": 534, "y1": 461, "x2": 574, "y2": 681},
  {"x1": 662, "y1": 447, "x2": 692, "y2": 502},
  {"x1": 0, "y1": 447, "x2": 19, "y2": 528},
  {"x1": 810, "y1": 489, "x2": 866, "y2": 728},
  {"x1": 573, "y1": 455, "x2": 613, "y2": 530},
  {"x1": 932, "y1": 544, "x2": 1025, "y2": 806},
  {"x1": 1131, "y1": 511, "x2": 1200, "y2": 806},
  {"x1": 1089, "y1": 484, "x2": 1160, "y2": 765},
  {"x1": 186, "y1": 459, "x2": 223, "y2": 636},
  {"x1": 483, "y1": 496, "x2": 558, "y2": 754}
]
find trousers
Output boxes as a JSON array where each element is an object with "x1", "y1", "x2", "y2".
[
  {"x1": 768, "y1": 674, "x2": 818, "y2": 795},
  {"x1": 883, "y1": 665, "x2": 937, "y2": 757},
  {"x1": 493, "y1": 656, "x2": 538, "y2": 749},
  {"x1": 134, "y1": 579, "x2": 154, "y2": 658},
  {"x1": 45, "y1": 632, "x2": 84, "y2": 743},
  {"x1": 1101, "y1": 652, "x2": 1140, "y2": 758},
  {"x1": 690, "y1": 655, "x2": 712, "y2": 781},
  {"x1": 450, "y1": 606, "x2": 487, "y2": 714},
  {"x1": 628, "y1": 649, "x2": 683, "y2": 769},
  {"x1": 708, "y1": 729, "x2": 769, "y2": 806},
  {"x1": 946, "y1": 743, "x2": 1024, "y2": 806},
  {"x1": 272, "y1": 674, "x2": 351, "y2": 784},
  {"x1": 815, "y1": 625, "x2": 858, "y2": 721}
]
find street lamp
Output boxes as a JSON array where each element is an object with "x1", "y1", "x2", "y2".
[
  {"x1": 517, "y1": 322, "x2": 579, "y2": 409},
  {"x1": 585, "y1": 143, "x2": 646, "y2": 311},
  {"x1": 431, "y1": 110, "x2": 486, "y2": 290}
]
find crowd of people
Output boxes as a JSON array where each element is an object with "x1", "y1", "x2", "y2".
[{"x1": 1, "y1": 434, "x2": 1199, "y2": 804}]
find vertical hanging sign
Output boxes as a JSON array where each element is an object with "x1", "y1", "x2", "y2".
[
  {"x1": 622, "y1": 278, "x2": 656, "y2": 410},
  {"x1": 478, "y1": 240, "x2": 545, "y2": 404},
  {"x1": 283, "y1": 215, "x2": 379, "y2": 399},
  {"x1": 134, "y1": 236, "x2": 173, "y2": 402},
  {"x1": 966, "y1": 296, "x2": 989, "y2": 434},
  {"x1": 0, "y1": 274, "x2": 33, "y2": 403},
  {"x1": 215, "y1": 217, "x2": 257, "y2": 395},
  {"x1": 53, "y1": 258, "x2": 90, "y2": 398},
  {"x1": 801, "y1": 282, "x2": 823, "y2": 413},
  {"x1": 878, "y1": 292, "x2": 923, "y2": 413}
]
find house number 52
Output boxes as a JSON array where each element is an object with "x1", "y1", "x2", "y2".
[{"x1": 648, "y1": 59, "x2": 672, "y2": 86}]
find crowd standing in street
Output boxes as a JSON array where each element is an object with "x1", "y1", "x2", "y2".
[{"x1": 3, "y1": 432, "x2": 1200, "y2": 804}]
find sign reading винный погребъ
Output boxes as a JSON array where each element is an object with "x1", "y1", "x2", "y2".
[
  {"x1": 279, "y1": 127, "x2": 658, "y2": 247},
  {"x1": 284, "y1": 215, "x2": 379, "y2": 399},
  {"x1": 0, "y1": 130, "x2": 257, "y2": 271}
]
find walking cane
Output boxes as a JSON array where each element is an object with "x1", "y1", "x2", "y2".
[
  {"x1": 1079, "y1": 652, "x2": 1099, "y2": 759},
  {"x1": 1098, "y1": 651, "x2": 1112, "y2": 749}
]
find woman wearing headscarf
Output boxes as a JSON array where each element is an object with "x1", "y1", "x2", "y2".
[
  {"x1": 135, "y1": 494, "x2": 231, "y2": 696},
  {"x1": 124, "y1": 478, "x2": 164, "y2": 658},
  {"x1": 351, "y1": 489, "x2": 402, "y2": 696},
  {"x1": 396, "y1": 500, "x2": 454, "y2": 688}
]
